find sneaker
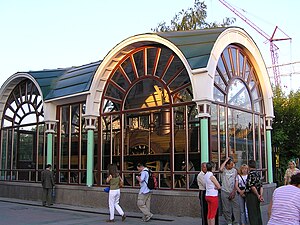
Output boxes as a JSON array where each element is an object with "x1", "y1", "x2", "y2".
[
  {"x1": 106, "y1": 219, "x2": 115, "y2": 223},
  {"x1": 122, "y1": 214, "x2": 126, "y2": 222},
  {"x1": 145, "y1": 214, "x2": 153, "y2": 222}
]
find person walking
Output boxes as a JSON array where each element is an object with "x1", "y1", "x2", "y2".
[
  {"x1": 136, "y1": 163, "x2": 153, "y2": 222},
  {"x1": 284, "y1": 160, "x2": 299, "y2": 185},
  {"x1": 41, "y1": 164, "x2": 55, "y2": 207},
  {"x1": 267, "y1": 173, "x2": 300, "y2": 225},
  {"x1": 245, "y1": 160, "x2": 263, "y2": 225},
  {"x1": 106, "y1": 164, "x2": 126, "y2": 223},
  {"x1": 220, "y1": 157, "x2": 240, "y2": 225},
  {"x1": 235, "y1": 164, "x2": 249, "y2": 225},
  {"x1": 204, "y1": 162, "x2": 221, "y2": 225}
]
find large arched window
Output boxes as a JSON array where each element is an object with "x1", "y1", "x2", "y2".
[
  {"x1": 100, "y1": 46, "x2": 199, "y2": 190},
  {"x1": 1, "y1": 79, "x2": 45, "y2": 182},
  {"x1": 211, "y1": 45, "x2": 266, "y2": 177}
]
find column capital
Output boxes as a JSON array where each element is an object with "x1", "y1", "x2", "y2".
[
  {"x1": 194, "y1": 99, "x2": 211, "y2": 118},
  {"x1": 266, "y1": 116, "x2": 274, "y2": 130},
  {"x1": 45, "y1": 120, "x2": 58, "y2": 133},
  {"x1": 83, "y1": 114, "x2": 98, "y2": 130}
]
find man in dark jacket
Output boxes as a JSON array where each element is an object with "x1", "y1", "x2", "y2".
[{"x1": 41, "y1": 164, "x2": 55, "y2": 206}]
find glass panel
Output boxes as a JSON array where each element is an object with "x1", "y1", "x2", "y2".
[
  {"x1": 213, "y1": 86, "x2": 225, "y2": 103},
  {"x1": 172, "y1": 86, "x2": 193, "y2": 103},
  {"x1": 133, "y1": 49, "x2": 144, "y2": 77},
  {"x1": 219, "y1": 106, "x2": 226, "y2": 166},
  {"x1": 244, "y1": 61, "x2": 251, "y2": 82},
  {"x1": 102, "y1": 99, "x2": 121, "y2": 113},
  {"x1": 228, "y1": 108, "x2": 253, "y2": 168},
  {"x1": 223, "y1": 48, "x2": 233, "y2": 77},
  {"x1": 231, "y1": 47, "x2": 238, "y2": 77},
  {"x1": 38, "y1": 124, "x2": 45, "y2": 169},
  {"x1": 217, "y1": 60, "x2": 229, "y2": 83},
  {"x1": 112, "y1": 68, "x2": 130, "y2": 91},
  {"x1": 211, "y1": 104, "x2": 218, "y2": 164},
  {"x1": 228, "y1": 79, "x2": 251, "y2": 110},
  {"x1": 239, "y1": 52, "x2": 245, "y2": 78},
  {"x1": 188, "y1": 105, "x2": 200, "y2": 189},
  {"x1": 214, "y1": 69, "x2": 226, "y2": 91},
  {"x1": 168, "y1": 67, "x2": 189, "y2": 90},
  {"x1": 261, "y1": 117, "x2": 266, "y2": 170},
  {"x1": 124, "y1": 79, "x2": 170, "y2": 110},
  {"x1": 147, "y1": 47, "x2": 157, "y2": 75},
  {"x1": 121, "y1": 57, "x2": 135, "y2": 83},
  {"x1": 163, "y1": 56, "x2": 184, "y2": 83},
  {"x1": 155, "y1": 48, "x2": 174, "y2": 78},
  {"x1": 1, "y1": 130, "x2": 7, "y2": 180},
  {"x1": 105, "y1": 83, "x2": 124, "y2": 101}
]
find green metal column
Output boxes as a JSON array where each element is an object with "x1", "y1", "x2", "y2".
[
  {"x1": 86, "y1": 129, "x2": 94, "y2": 187},
  {"x1": 266, "y1": 130, "x2": 273, "y2": 183},
  {"x1": 200, "y1": 118, "x2": 209, "y2": 163},
  {"x1": 46, "y1": 133, "x2": 53, "y2": 165}
]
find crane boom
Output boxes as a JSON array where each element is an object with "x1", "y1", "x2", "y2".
[{"x1": 219, "y1": 0, "x2": 291, "y2": 86}]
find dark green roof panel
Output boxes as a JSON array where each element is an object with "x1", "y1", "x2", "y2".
[
  {"x1": 28, "y1": 69, "x2": 68, "y2": 98},
  {"x1": 43, "y1": 61, "x2": 101, "y2": 100},
  {"x1": 157, "y1": 27, "x2": 227, "y2": 70}
]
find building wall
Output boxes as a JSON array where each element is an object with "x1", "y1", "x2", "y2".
[{"x1": 0, "y1": 181, "x2": 276, "y2": 217}]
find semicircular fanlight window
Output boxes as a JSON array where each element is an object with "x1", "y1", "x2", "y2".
[
  {"x1": 101, "y1": 46, "x2": 193, "y2": 113},
  {"x1": 2, "y1": 79, "x2": 44, "y2": 128},
  {"x1": 213, "y1": 45, "x2": 263, "y2": 113}
]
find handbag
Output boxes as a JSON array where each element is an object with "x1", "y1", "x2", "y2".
[{"x1": 104, "y1": 187, "x2": 110, "y2": 193}]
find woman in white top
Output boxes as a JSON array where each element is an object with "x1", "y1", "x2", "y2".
[
  {"x1": 204, "y1": 162, "x2": 221, "y2": 225},
  {"x1": 235, "y1": 164, "x2": 249, "y2": 225}
]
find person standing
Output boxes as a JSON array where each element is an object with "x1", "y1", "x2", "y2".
[
  {"x1": 220, "y1": 157, "x2": 240, "y2": 225},
  {"x1": 136, "y1": 163, "x2": 153, "y2": 222},
  {"x1": 41, "y1": 164, "x2": 55, "y2": 207},
  {"x1": 267, "y1": 173, "x2": 300, "y2": 225},
  {"x1": 245, "y1": 160, "x2": 263, "y2": 225},
  {"x1": 235, "y1": 164, "x2": 249, "y2": 225},
  {"x1": 197, "y1": 162, "x2": 208, "y2": 225},
  {"x1": 284, "y1": 160, "x2": 299, "y2": 185},
  {"x1": 106, "y1": 164, "x2": 126, "y2": 223},
  {"x1": 204, "y1": 162, "x2": 221, "y2": 225}
]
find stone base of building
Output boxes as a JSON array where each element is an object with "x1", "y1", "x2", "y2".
[{"x1": 0, "y1": 181, "x2": 276, "y2": 217}]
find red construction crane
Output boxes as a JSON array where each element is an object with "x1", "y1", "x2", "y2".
[{"x1": 219, "y1": 0, "x2": 291, "y2": 86}]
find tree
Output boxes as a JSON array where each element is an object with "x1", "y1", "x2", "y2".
[
  {"x1": 272, "y1": 86, "x2": 300, "y2": 184},
  {"x1": 152, "y1": 0, "x2": 235, "y2": 32}
]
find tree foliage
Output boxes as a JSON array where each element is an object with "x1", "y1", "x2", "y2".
[
  {"x1": 272, "y1": 86, "x2": 300, "y2": 183},
  {"x1": 152, "y1": 0, "x2": 235, "y2": 32}
]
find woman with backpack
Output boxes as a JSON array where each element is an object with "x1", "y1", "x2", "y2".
[{"x1": 106, "y1": 164, "x2": 126, "y2": 222}]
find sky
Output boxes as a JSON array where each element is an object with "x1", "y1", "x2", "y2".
[{"x1": 0, "y1": 0, "x2": 299, "y2": 91}]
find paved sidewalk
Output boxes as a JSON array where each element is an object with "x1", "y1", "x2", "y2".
[{"x1": 0, "y1": 197, "x2": 269, "y2": 225}]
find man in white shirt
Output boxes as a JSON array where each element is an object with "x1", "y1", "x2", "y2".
[
  {"x1": 197, "y1": 162, "x2": 208, "y2": 225},
  {"x1": 136, "y1": 163, "x2": 153, "y2": 222}
]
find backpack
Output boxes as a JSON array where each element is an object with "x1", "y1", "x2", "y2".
[{"x1": 145, "y1": 169, "x2": 158, "y2": 190}]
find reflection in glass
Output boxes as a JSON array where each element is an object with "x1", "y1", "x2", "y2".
[{"x1": 228, "y1": 79, "x2": 251, "y2": 110}]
